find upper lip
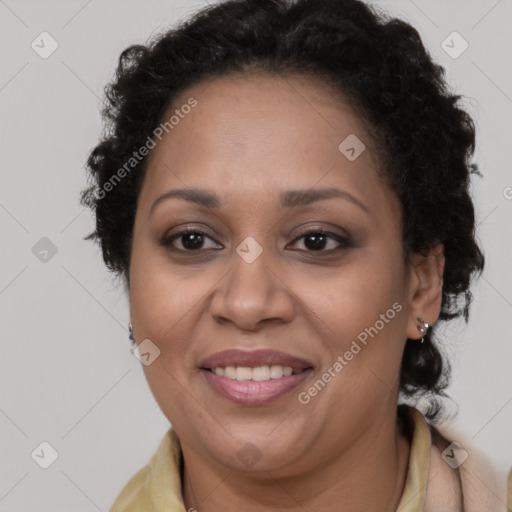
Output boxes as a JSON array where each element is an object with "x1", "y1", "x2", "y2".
[{"x1": 200, "y1": 349, "x2": 313, "y2": 372}]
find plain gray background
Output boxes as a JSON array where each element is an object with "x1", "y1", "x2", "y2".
[{"x1": 1, "y1": 0, "x2": 511, "y2": 510}]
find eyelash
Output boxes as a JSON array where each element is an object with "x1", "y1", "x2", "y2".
[{"x1": 161, "y1": 226, "x2": 351, "y2": 255}]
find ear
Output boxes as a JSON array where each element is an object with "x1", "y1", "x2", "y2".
[{"x1": 405, "y1": 242, "x2": 445, "y2": 340}]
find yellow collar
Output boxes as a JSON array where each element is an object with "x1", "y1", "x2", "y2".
[
  {"x1": 110, "y1": 408, "x2": 436, "y2": 511},
  {"x1": 396, "y1": 407, "x2": 432, "y2": 511}
]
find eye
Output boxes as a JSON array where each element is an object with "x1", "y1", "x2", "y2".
[
  {"x1": 161, "y1": 226, "x2": 351, "y2": 254},
  {"x1": 162, "y1": 227, "x2": 221, "y2": 252},
  {"x1": 288, "y1": 228, "x2": 351, "y2": 253}
]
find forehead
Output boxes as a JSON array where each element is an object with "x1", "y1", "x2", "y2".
[{"x1": 140, "y1": 72, "x2": 390, "y2": 213}]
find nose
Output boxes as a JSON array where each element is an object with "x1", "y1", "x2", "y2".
[{"x1": 209, "y1": 247, "x2": 295, "y2": 331}]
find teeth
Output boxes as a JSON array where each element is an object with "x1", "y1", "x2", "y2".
[
  {"x1": 235, "y1": 367, "x2": 252, "y2": 381},
  {"x1": 270, "y1": 365, "x2": 285, "y2": 379},
  {"x1": 252, "y1": 366, "x2": 270, "y2": 381},
  {"x1": 212, "y1": 365, "x2": 296, "y2": 381},
  {"x1": 224, "y1": 366, "x2": 236, "y2": 379}
]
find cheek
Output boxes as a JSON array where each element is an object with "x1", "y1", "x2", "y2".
[
  {"x1": 289, "y1": 255, "x2": 407, "y2": 448},
  {"x1": 129, "y1": 236, "x2": 203, "y2": 338},
  {"x1": 128, "y1": 239, "x2": 209, "y2": 425},
  {"x1": 301, "y1": 250, "x2": 408, "y2": 393},
  {"x1": 128, "y1": 237, "x2": 206, "y2": 392},
  {"x1": 304, "y1": 253, "x2": 405, "y2": 337}
]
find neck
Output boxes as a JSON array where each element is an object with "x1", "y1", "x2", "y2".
[{"x1": 181, "y1": 410, "x2": 411, "y2": 512}]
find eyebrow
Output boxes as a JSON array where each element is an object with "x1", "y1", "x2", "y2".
[{"x1": 149, "y1": 187, "x2": 369, "y2": 215}]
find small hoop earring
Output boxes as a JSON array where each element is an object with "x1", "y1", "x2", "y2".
[
  {"x1": 416, "y1": 317, "x2": 430, "y2": 343},
  {"x1": 128, "y1": 323, "x2": 135, "y2": 344}
]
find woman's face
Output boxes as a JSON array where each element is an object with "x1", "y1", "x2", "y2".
[{"x1": 129, "y1": 73, "x2": 432, "y2": 475}]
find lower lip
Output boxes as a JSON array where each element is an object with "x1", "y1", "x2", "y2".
[{"x1": 201, "y1": 368, "x2": 313, "y2": 405}]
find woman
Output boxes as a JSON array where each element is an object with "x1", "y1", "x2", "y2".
[{"x1": 81, "y1": 0, "x2": 511, "y2": 510}]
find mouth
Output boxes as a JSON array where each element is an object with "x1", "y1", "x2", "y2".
[{"x1": 199, "y1": 349, "x2": 314, "y2": 405}]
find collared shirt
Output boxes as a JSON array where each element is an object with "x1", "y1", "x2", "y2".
[{"x1": 110, "y1": 407, "x2": 511, "y2": 511}]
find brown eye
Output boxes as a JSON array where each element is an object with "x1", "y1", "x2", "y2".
[
  {"x1": 162, "y1": 228, "x2": 221, "y2": 251},
  {"x1": 161, "y1": 227, "x2": 351, "y2": 255},
  {"x1": 289, "y1": 229, "x2": 351, "y2": 253}
]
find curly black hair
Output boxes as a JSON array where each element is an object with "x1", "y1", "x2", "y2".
[{"x1": 81, "y1": 0, "x2": 484, "y2": 422}]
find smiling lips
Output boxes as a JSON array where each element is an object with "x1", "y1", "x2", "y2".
[{"x1": 200, "y1": 349, "x2": 313, "y2": 405}]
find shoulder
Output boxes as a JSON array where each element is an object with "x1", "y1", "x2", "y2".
[
  {"x1": 110, "y1": 464, "x2": 151, "y2": 511},
  {"x1": 109, "y1": 427, "x2": 185, "y2": 512},
  {"x1": 424, "y1": 421, "x2": 509, "y2": 512}
]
